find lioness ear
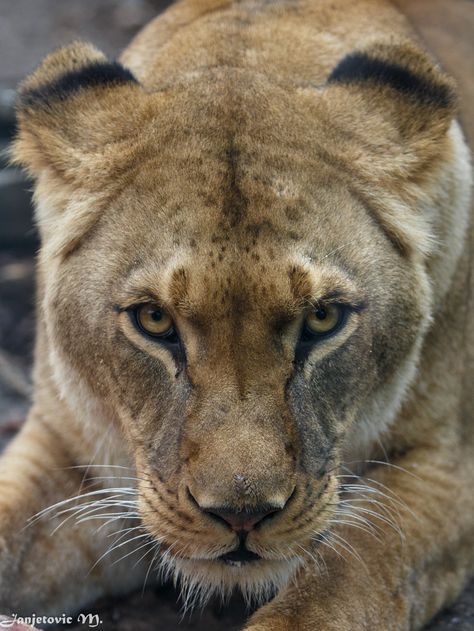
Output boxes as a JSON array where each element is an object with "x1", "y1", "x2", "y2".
[
  {"x1": 325, "y1": 39, "x2": 457, "y2": 178},
  {"x1": 12, "y1": 42, "x2": 144, "y2": 257},
  {"x1": 13, "y1": 41, "x2": 140, "y2": 181}
]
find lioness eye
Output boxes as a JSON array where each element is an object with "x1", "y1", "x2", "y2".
[
  {"x1": 305, "y1": 304, "x2": 344, "y2": 336},
  {"x1": 134, "y1": 303, "x2": 175, "y2": 338}
]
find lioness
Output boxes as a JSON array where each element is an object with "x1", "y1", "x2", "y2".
[{"x1": 1, "y1": 0, "x2": 472, "y2": 628}]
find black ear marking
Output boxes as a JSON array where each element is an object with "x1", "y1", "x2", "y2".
[
  {"x1": 19, "y1": 61, "x2": 138, "y2": 108},
  {"x1": 328, "y1": 52, "x2": 455, "y2": 110}
]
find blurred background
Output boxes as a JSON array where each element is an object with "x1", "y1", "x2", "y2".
[{"x1": 0, "y1": 1, "x2": 473, "y2": 629}]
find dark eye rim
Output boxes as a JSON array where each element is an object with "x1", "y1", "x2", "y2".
[
  {"x1": 128, "y1": 304, "x2": 180, "y2": 344},
  {"x1": 300, "y1": 303, "x2": 349, "y2": 343}
]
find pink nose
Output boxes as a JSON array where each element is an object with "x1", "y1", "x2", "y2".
[{"x1": 205, "y1": 505, "x2": 282, "y2": 532}]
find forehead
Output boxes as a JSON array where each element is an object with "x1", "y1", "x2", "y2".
[
  {"x1": 99, "y1": 164, "x2": 388, "y2": 321},
  {"x1": 100, "y1": 75, "x2": 373, "y2": 249},
  {"x1": 112, "y1": 190, "x2": 367, "y2": 325},
  {"x1": 93, "y1": 77, "x2": 399, "y2": 306},
  {"x1": 107, "y1": 161, "x2": 374, "y2": 260},
  {"x1": 103, "y1": 169, "x2": 380, "y2": 299}
]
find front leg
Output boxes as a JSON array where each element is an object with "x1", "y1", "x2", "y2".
[
  {"x1": 0, "y1": 411, "x2": 151, "y2": 615},
  {"x1": 244, "y1": 446, "x2": 474, "y2": 631}
]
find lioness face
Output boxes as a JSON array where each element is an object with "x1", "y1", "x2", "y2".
[
  {"x1": 16, "y1": 43, "x2": 448, "y2": 601},
  {"x1": 40, "y1": 91, "x2": 430, "y2": 601}
]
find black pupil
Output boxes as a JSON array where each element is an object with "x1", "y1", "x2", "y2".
[
  {"x1": 151, "y1": 310, "x2": 163, "y2": 322},
  {"x1": 315, "y1": 308, "x2": 327, "y2": 320}
]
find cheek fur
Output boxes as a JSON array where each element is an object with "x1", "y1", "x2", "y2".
[
  {"x1": 110, "y1": 340, "x2": 192, "y2": 478},
  {"x1": 50, "y1": 272, "x2": 184, "y2": 470},
  {"x1": 286, "y1": 332, "x2": 375, "y2": 473}
]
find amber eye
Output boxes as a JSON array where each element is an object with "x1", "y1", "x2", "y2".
[
  {"x1": 134, "y1": 303, "x2": 175, "y2": 338},
  {"x1": 304, "y1": 304, "x2": 344, "y2": 337}
]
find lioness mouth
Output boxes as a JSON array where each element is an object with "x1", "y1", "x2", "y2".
[{"x1": 219, "y1": 543, "x2": 262, "y2": 565}]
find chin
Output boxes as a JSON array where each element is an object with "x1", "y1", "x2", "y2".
[{"x1": 158, "y1": 552, "x2": 303, "y2": 611}]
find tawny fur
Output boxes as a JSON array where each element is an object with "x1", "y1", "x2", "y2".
[{"x1": 1, "y1": 1, "x2": 473, "y2": 629}]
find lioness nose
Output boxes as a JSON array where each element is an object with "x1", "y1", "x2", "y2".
[{"x1": 203, "y1": 504, "x2": 284, "y2": 532}]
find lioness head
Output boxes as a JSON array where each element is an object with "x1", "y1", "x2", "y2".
[{"x1": 14, "y1": 38, "x2": 465, "y2": 602}]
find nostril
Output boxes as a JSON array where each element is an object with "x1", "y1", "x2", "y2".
[
  {"x1": 204, "y1": 504, "x2": 283, "y2": 532},
  {"x1": 187, "y1": 486, "x2": 294, "y2": 532}
]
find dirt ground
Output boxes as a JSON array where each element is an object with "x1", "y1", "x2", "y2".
[{"x1": 0, "y1": 1, "x2": 473, "y2": 630}]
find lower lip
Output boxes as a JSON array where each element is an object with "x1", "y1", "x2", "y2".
[
  {"x1": 219, "y1": 549, "x2": 262, "y2": 565},
  {"x1": 222, "y1": 559, "x2": 249, "y2": 568}
]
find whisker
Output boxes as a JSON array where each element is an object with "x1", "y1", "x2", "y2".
[
  {"x1": 87, "y1": 532, "x2": 153, "y2": 575},
  {"x1": 111, "y1": 538, "x2": 161, "y2": 568},
  {"x1": 328, "y1": 517, "x2": 382, "y2": 542},
  {"x1": 314, "y1": 532, "x2": 347, "y2": 563},
  {"x1": 76, "y1": 512, "x2": 140, "y2": 524},
  {"x1": 363, "y1": 460, "x2": 422, "y2": 481},
  {"x1": 337, "y1": 475, "x2": 414, "y2": 523},
  {"x1": 57, "y1": 464, "x2": 135, "y2": 472},
  {"x1": 29, "y1": 487, "x2": 138, "y2": 521},
  {"x1": 326, "y1": 531, "x2": 368, "y2": 573},
  {"x1": 49, "y1": 498, "x2": 133, "y2": 536},
  {"x1": 141, "y1": 545, "x2": 162, "y2": 595}
]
